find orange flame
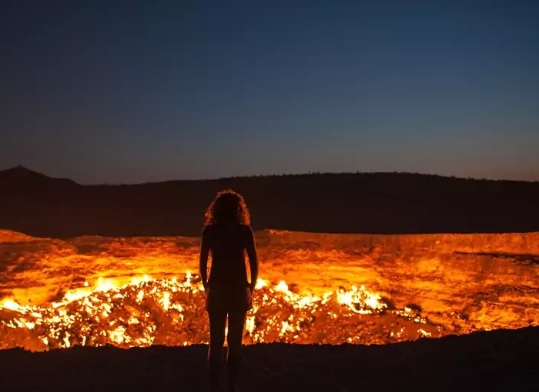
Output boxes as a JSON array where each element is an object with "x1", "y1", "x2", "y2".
[{"x1": 0, "y1": 272, "x2": 442, "y2": 351}]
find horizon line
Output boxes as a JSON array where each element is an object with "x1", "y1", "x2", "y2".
[{"x1": 1, "y1": 165, "x2": 538, "y2": 186}]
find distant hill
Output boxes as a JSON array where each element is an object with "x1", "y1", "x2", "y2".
[
  {"x1": 0, "y1": 166, "x2": 79, "y2": 190},
  {"x1": 0, "y1": 167, "x2": 538, "y2": 238}
]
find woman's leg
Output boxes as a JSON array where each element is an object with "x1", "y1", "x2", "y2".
[
  {"x1": 208, "y1": 309, "x2": 227, "y2": 391},
  {"x1": 226, "y1": 310, "x2": 247, "y2": 391}
]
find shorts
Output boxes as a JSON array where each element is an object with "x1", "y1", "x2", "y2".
[{"x1": 205, "y1": 285, "x2": 252, "y2": 313}]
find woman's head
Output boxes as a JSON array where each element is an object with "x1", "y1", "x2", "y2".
[{"x1": 204, "y1": 189, "x2": 251, "y2": 226}]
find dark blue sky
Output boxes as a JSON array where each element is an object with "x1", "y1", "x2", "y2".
[{"x1": 2, "y1": 0, "x2": 538, "y2": 184}]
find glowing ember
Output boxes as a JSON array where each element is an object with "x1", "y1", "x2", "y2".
[
  {"x1": 1, "y1": 229, "x2": 538, "y2": 351},
  {"x1": 0, "y1": 273, "x2": 441, "y2": 351}
]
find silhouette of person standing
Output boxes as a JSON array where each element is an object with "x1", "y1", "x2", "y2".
[{"x1": 199, "y1": 189, "x2": 259, "y2": 392}]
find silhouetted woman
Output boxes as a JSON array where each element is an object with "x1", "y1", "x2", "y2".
[{"x1": 199, "y1": 189, "x2": 258, "y2": 392}]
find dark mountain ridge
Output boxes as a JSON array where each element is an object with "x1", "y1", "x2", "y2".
[
  {"x1": 1, "y1": 166, "x2": 538, "y2": 238},
  {"x1": 0, "y1": 165, "x2": 79, "y2": 189}
]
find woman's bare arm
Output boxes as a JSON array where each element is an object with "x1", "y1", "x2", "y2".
[
  {"x1": 245, "y1": 226, "x2": 258, "y2": 291},
  {"x1": 199, "y1": 226, "x2": 210, "y2": 290}
]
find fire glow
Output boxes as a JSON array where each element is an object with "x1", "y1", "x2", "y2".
[
  {"x1": 0, "y1": 272, "x2": 440, "y2": 351},
  {"x1": 1, "y1": 229, "x2": 538, "y2": 351}
]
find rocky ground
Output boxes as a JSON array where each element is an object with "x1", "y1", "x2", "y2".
[
  {"x1": 1, "y1": 229, "x2": 538, "y2": 341},
  {"x1": 0, "y1": 326, "x2": 537, "y2": 392},
  {"x1": 1, "y1": 229, "x2": 538, "y2": 390}
]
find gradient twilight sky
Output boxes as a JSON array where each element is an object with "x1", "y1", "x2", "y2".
[{"x1": 2, "y1": 0, "x2": 539, "y2": 184}]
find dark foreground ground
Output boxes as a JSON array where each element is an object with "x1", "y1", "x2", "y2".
[{"x1": 0, "y1": 327, "x2": 537, "y2": 392}]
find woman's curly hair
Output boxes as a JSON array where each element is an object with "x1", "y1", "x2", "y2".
[{"x1": 204, "y1": 189, "x2": 251, "y2": 226}]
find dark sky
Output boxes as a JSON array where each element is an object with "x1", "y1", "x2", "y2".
[{"x1": 2, "y1": 0, "x2": 538, "y2": 184}]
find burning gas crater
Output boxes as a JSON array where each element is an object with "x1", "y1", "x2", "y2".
[
  {"x1": 2, "y1": 229, "x2": 538, "y2": 351},
  {"x1": 0, "y1": 272, "x2": 439, "y2": 351}
]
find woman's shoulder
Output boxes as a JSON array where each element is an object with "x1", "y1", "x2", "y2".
[
  {"x1": 202, "y1": 224, "x2": 215, "y2": 235},
  {"x1": 239, "y1": 224, "x2": 254, "y2": 237},
  {"x1": 204, "y1": 223, "x2": 251, "y2": 233}
]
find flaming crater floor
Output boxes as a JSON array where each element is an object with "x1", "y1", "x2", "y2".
[{"x1": 0, "y1": 229, "x2": 538, "y2": 350}]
